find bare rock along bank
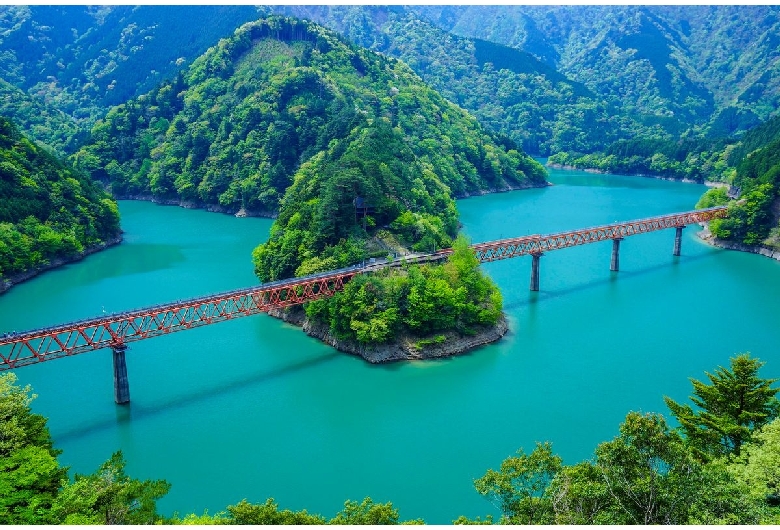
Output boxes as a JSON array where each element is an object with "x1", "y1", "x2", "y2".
[
  {"x1": 697, "y1": 225, "x2": 780, "y2": 262},
  {"x1": 268, "y1": 306, "x2": 509, "y2": 363}
]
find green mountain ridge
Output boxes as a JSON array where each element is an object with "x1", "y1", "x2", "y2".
[
  {"x1": 4, "y1": 6, "x2": 780, "y2": 157},
  {"x1": 0, "y1": 5, "x2": 266, "y2": 147},
  {"x1": 272, "y1": 5, "x2": 631, "y2": 156}
]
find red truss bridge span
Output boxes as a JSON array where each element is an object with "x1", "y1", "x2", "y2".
[{"x1": 0, "y1": 206, "x2": 727, "y2": 403}]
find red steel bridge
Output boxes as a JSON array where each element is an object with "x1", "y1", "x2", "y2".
[{"x1": 0, "y1": 206, "x2": 727, "y2": 403}]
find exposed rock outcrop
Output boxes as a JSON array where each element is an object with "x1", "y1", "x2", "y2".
[
  {"x1": 696, "y1": 225, "x2": 780, "y2": 262},
  {"x1": 268, "y1": 306, "x2": 508, "y2": 363}
]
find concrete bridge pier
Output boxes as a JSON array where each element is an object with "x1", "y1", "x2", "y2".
[
  {"x1": 530, "y1": 253, "x2": 542, "y2": 291},
  {"x1": 112, "y1": 343, "x2": 130, "y2": 405},
  {"x1": 673, "y1": 226, "x2": 684, "y2": 256},
  {"x1": 610, "y1": 238, "x2": 623, "y2": 272}
]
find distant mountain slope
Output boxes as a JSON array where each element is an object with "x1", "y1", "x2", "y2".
[
  {"x1": 0, "y1": 5, "x2": 264, "y2": 130},
  {"x1": 412, "y1": 5, "x2": 780, "y2": 137},
  {"x1": 2, "y1": 5, "x2": 778, "y2": 158},
  {"x1": 0, "y1": 79, "x2": 85, "y2": 153},
  {"x1": 271, "y1": 5, "x2": 631, "y2": 156}
]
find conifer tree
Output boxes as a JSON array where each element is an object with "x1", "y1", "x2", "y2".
[{"x1": 664, "y1": 353, "x2": 780, "y2": 460}]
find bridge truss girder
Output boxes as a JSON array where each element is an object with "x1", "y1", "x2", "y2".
[
  {"x1": 0, "y1": 206, "x2": 728, "y2": 371},
  {"x1": 470, "y1": 207, "x2": 727, "y2": 263},
  {"x1": 0, "y1": 270, "x2": 358, "y2": 370}
]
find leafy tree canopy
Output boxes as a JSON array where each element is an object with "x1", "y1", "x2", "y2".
[
  {"x1": 0, "y1": 116, "x2": 120, "y2": 281},
  {"x1": 0, "y1": 373, "x2": 67, "y2": 525}
]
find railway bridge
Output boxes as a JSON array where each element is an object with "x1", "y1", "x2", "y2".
[{"x1": 0, "y1": 206, "x2": 727, "y2": 403}]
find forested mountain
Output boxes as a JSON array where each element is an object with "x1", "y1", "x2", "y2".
[
  {"x1": 0, "y1": 5, "x2": 265, "y2": 151},
  {"x1": 270, "y1": 5, "x2": 629, "y2": 156},
  {"x1": 0, "y1": 117, "x2": 120, "y2": 284},
  {"x1": 0, "y1": 79, "x2": 85, "y2": 153},
  {"x1": 72, "y1": 16, "x2": 545, "y2": 281},
  {"x1": 412, "y1": 5, "x2": 780, "y2": 138},
  {"x1": 3, "y1": 6, "x2": 780, "y2": 158}
]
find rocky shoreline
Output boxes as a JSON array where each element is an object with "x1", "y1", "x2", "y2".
[
  {"x1": 268, "y1": 306, "x2": 509, "y2": 363},
  {"x1": 115, "y1": 180, "x2": 549, "y2": 217},
  {"x1": 696, "y1": 225, "x2": 780, "y2": 262},
  {"x1": 0, "y1": 233, "x2": 124, "y2": 294},
  {"x1": 112, "y1": 193, "x2": 279, "y2": 218}
]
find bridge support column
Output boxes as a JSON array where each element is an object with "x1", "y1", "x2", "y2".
[
  {"x1": 673, "y1": 226, "x2": 684, "y2": 256},
  {"x1": 112, "y1": 343, "x2": 130, "y2": 405},
  {"x1": 530, "y1": 253, "x2": 542, "y2": 291},
  {"x1": 610, "y1": 238, "x2": 623, "y2": 272}
]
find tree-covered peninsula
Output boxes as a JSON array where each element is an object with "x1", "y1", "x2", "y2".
[
  {"x1": 74, "y1": 16, "x2": 545, "y2": 215},
  {"x1": 0, "y1": 117, "x2": 120, "y2": 291},
  {"x1": 72, "y1": 16, "x2": 545, "y2": 355}
]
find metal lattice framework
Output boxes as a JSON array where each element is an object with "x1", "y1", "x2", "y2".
[
  {"x1": 0, "y1": 206, "x2": 727, "y2": 370},
  {"x1": 471, "y1": 206, "x2": 727, "y2": 262},
  {"x1": 0, "y1": 268, "x2": 360, "y2": 370}
]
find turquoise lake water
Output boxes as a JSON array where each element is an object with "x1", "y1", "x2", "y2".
[{"x1": 3, "y1": 166, "x2": 780, "y2": 523}]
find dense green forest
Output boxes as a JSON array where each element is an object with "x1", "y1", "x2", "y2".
[
  {"x1": 272, "y1": 6, "x2": 635, "y2": 156},
  {"x1": 301, "y1": 236, "x2": 503, "y2": 345},
  {"x1": 3, "y1": 6, "x2": 780, "y2": 158},
  {"x1": 0, "y1": 80, "x2": 86, "y2": 154},
  {"x1": 3, "y1": 354, "x2": 778, "y2": 524},
  {"x1": 413, "y1": 5, "x2": 780, "y2": 137},
  {"x1": 74, "y1": 16, "x2": 544, "y2": 207},
  {"x1": 0, "y1": 117, "x2": 120, "y2": 282},
  {"x1": 0, "y1": 5, "x2": 266, "y2": 149}
]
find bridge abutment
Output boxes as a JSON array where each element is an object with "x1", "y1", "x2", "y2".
[
  {"x1": 112, "y1": 343, "x2": 130, "y2": 405},
  {"x1": 673, "y1": 226, "x2": 684, "y2": 256},
  {"x1": 610, "y1": 238, "x2": 623, "y2": 272},
  {"x1": 530, "y1": 253, "x2": 542, "y2": 291}
]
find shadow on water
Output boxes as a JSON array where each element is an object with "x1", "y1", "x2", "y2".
[
  {"x1": 80, "y1": 243, "x2": 187, "y2": 282},
  {"x1": 502, "y1": 250, "x2": 720, "y2": 311},
  {"x1": 27, "y1": 243, "x2": 187, "y2": 294},
  {"x1": 56, "y1": 350, "x2": 343, "y2": 443}
]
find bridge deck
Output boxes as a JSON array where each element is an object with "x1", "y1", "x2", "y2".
[{"x1": 0, "y1": 206, "x2": 727, "y2": 370}]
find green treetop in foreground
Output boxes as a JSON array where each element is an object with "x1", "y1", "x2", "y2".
[
  {"x1": 0, "y1": 373, "x2": 66, "y2": 524},
  {"x1": 664, "y1": 353, "x2": 780, "y2": 460},
  {"x1": 0, "y1": 373, "x2": 170, "y2": 525},
  {"x1": 461, "y1": 354, "x2": 780, "y2": 525}
]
